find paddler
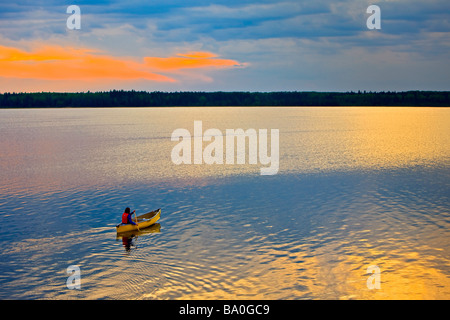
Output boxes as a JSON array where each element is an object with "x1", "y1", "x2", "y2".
[{"x1": 121, "y1": 207, "x2": 137, "y2": 225}]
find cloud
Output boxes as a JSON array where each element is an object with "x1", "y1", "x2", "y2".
[
  {"x1": 0, "y1": 44, "x2": 173, "y2": 82},
  {"x1": 3, "y1": 1, "x2": 450, "y2": 42},
  {"x1": 144, "y1": 52, "x2": 246, "y2": 71},
  {"x1": 0, "y1": 43, "x2": 245, "y2": 90}
]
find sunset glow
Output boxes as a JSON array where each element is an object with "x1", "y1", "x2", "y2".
[
  {"x1": 0, "y1": 44, "x2": 244, "y2": 85},
  {"x1": 144, "y1": 52, "x2": 245, "y2": 70}
]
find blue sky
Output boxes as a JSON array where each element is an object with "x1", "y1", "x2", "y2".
[{"x1": 0, "y1": 0, "x2": 449, "y2": 92}]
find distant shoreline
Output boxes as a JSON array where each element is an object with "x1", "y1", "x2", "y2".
[
  {"x1": 0, "y1": 105, "x2": 448, "y2": 110},
  {"x1": 1, "y1": 90, "x2": 449, "y2": 108}
]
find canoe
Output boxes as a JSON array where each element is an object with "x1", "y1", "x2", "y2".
[
  {"x1": 116, "y1": 208, "x2": 161, "y2": 233},
  {"x1": 116, "y1": 223, "x2": 161, "y2": 239}
]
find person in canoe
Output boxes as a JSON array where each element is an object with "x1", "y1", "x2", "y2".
[{"x1": 121, "y1": 207, "x2": 137, "y2": 225}]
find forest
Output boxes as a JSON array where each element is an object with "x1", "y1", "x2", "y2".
[{"x1": 0, "y1": 90, "x2": 449, "y2": 108}]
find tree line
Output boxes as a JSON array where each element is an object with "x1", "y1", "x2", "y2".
[{"x1": 0, "y1": 90, "x2": 449, "y2": 108}]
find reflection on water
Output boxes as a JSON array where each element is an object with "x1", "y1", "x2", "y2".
[
  {"x1": 0, "y1": 107, "x2": 449, "y2": 299},
  {"x1": 118, "y1": 223, "x2": 161, "y2": 253},
  {"x1": 1, "y1": 107, "x2": 448, "y2": 195}
]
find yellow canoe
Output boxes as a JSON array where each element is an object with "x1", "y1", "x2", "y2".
[
  {"x1": 116, "y1": 223, "x2": 161, "y2": 239},
  {"x1": 116, "y1": 208, "x2": 161, "y2": 234}
]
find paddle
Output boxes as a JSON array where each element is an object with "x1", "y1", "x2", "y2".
[{"x1": 133, "y1": 210, "x2": 140, "y2": 231}]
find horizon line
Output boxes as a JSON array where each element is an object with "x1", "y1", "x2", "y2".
[{"x1": 2, "y1": 90, "x2": 450, "y2": 94}]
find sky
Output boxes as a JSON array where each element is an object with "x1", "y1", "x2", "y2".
[{"x1": 0, "y1": 0, "x2": 449, "y2": 92}]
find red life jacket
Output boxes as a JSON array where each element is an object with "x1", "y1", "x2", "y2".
[{"x1": 122, "y1": 212, "x2": 129, "y2": 224}]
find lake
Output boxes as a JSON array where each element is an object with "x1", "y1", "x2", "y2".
[{"x1": 0, "y1": 106, "x2": 449, "y2": 299}]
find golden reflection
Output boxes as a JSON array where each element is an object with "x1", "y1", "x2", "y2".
[
  {"x1": 341, "y1": 107, "x2": 450, "y2": 170},
  {"x1": 331, "y1": 247, "x2": 450, "y2": 300},
  {"x1": 2, "y1": 107, "x2": 448, "y2": 195},
  {"x1": 282, "y1": 107, "x2": 450, "y2": 174},
  {"x1": 143, "y1": 235, "x2": 450, "y2": 300},
  {"x1": 165, "y1": 106, "x2": 450, "y2": 180}
]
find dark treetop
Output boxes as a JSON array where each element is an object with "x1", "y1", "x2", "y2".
[{"x1": 1, "y1": 90, "x2": 449, "y2": 108}]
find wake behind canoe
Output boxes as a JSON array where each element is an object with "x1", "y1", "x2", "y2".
[{"x1": 116, "y1": 208, "x2": 161, "y2": 233}]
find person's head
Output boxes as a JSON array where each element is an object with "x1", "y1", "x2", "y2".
[{"x1": 125, "y1": 207, "x2": 131, "y2": 214}]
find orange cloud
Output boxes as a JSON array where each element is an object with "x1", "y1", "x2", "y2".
[
  {"x1": 0, "y1": 45, "x2": 173, "y2": 82},
  {"x1": 144, "y1": 51, "x2": 244, "y2": 71},
  {"x1": 0, "y1": 45, "x2": 244, "y2": 84}
]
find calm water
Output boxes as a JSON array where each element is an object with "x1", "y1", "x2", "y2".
[{"x1": 0, "y1": 107, "x2": 449, "y2": 299}]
